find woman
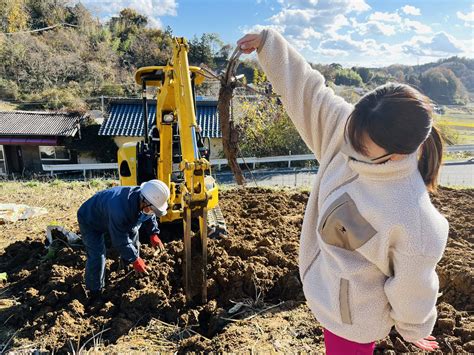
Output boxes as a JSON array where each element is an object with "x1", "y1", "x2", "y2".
[{"x1": 237, "y1": 29, "x2": 448, "y2": 354}]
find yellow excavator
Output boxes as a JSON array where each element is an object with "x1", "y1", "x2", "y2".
[{"x1": 116, "y1": 37, "x2": 226, "y2": 303}]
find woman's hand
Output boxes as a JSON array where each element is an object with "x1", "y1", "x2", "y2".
[
  {"x1": 411, "y1": 335, "x2": 439, "y2": 351},
  {"x1": 236, "y1": 33, "x2": 263, "y2": 54}
]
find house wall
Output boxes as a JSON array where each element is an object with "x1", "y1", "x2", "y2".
[
  {"x1": 114, "y1": 136, "x2": 142, "y2": 147},
  {"x1": 21, "y1": 145, "x2": 43, "y2": 172},
  {"x1": 77, "y1": 153, "x2": 99, "y2": 164},
  {"x1": 4, "y1": 145, "x2": 77, "y2": 174},
  {"x1": 209, "y1": 138, "x2": 223, "y2": 160}
]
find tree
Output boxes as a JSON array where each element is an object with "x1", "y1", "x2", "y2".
[
  {"x1": 0, "y1": 78, "x2": 19, "y2": 100},
  {"x1": 188, "y1": 33, "x2": 223, "y2": 69},
  {"x1": 27, "y1": 0, "x2": 68, "y2": 29},
  {"x1": 126, "y1": 28, "x2": 173, "y2": 68},
  {"x1": 420, "y1": 67, "x2": 466, "y2": 104},
  {"x1": 238, "y1": 96, "x2": 310, "y2": 157},
  {"x1": 370, "y1": 72, "x2": 389, "y2": 85},
  {"x1": 352, "y1": 67, "x2": 373, "y2": 84},
  {"x1": 334, "y1": 68, "x2": 363, "y2": 86},
  {"x1": 108, "y1": 8, "x2": 148, "y2": 54},
  {"x1": 0, "y1": 0, "x2": 29, "y2": 33}
]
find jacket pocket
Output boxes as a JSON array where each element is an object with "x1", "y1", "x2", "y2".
[
  {"x1": 339, "y1": 278, "x2": 352, "y2": 324},
  {"x1": 318, "y1": 192, "x2": 377, "y2": 251},
  {"x1": 302, "y1": 248, "x2": 321, "y2": 282}
]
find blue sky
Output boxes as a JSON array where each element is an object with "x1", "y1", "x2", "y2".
[{"x1": 76, "y1": 0, "x2": 473, "y2": 67}]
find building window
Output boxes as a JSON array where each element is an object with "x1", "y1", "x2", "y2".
[
  {"x1": 0, "y1": 145, "x2": 6, "y2": 175},
  {"x1": 39, "y1": 146, "x2": 71, "y2": 161}
]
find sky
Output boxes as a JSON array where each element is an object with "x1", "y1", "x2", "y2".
[{"x1": 75, "y1": 0, "x2": 474, "y2": 67}]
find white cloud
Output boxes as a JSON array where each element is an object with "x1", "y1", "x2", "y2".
[
  {"x1": 270, "y1": 8, "x2": 316, "y2": 27},
  {"x1": 401, "y1": 32, "x2": 466, "y2": 57},
  {"x1": 252, "y1": 0, "x2": 371, "y2": 50},
  {"x1": 353, "y1": 12, "x2": 431, "y2": 36},
  {"x1": 75, "y1": 0, "x2": 178, "y2": 27},
  {"x1": 369, "y1": 11, "x2": 401, "y2": 23},
  {"x1": 318, "y1": 48, "x2": 349, "y2": 57},
  {"x1": 301, "y1": 27, "x2": 322, "y2": 39},
  {"x1": 456, "y1": 11, "x2": 474, "y2": 22},
  {"x1": 319, "y1": 33, "x2": 387, "y2": 57},
  {"x1": 240, "y1": 24, "x2": 286, "y2": 35},
  {"x1": 403, "y1": 19, "x2": 432, "y2": 34},
  {"x1": 346, "y1": 0, "x2": 371, "y2": 12},
  {"x1": 244, "y1": 0, "x2": 471, "y2": 65},
  {"x1": 401, "y1": 5, "x2": 421, "y2": 16},
  {"x1": 327, "y1": 14, "x2": 350, "y2": 34},
  {"x1": 456, "y1": 11, "x2": 474, "y2": 27},
  {"x1": 351, "y1": 18, "x2": 397, "y2": 36}
]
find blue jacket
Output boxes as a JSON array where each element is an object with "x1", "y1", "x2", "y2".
[{"x1": 77, "y1": 186, "x2": 160, "y2": 263}]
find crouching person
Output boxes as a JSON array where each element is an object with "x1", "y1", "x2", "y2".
[{"x1": 77, "y1": 179, "x2": 170, "y2": 305}]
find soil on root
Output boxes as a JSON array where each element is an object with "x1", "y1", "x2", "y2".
[{"x1": 0, "y1": 186, "x2": 472, "y2": 353}]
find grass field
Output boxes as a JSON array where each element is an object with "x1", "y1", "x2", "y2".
[{"x1": 435, "y1": 104, "x2": 474, "y2": 145}]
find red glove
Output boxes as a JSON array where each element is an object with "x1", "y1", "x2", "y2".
[
  {"x1": 150, "y1": 234, "x2": 165, "y2": 252},
  {"x1": 132, "y1": 257, "x2": 147, "y2": 273}
]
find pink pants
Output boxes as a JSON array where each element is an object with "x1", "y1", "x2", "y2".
[{"x1": 324, "y1": 329, "x2": 375, "y2": 355}]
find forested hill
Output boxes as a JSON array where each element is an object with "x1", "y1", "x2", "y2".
[{"x1": 0, "y1": 0, "x2": 472, "y2": 110}]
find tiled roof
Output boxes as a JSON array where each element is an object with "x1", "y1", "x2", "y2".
[
  {"x1": 99, "y1": 99, "x2": 221, "y2": 138},
  {"x1": 0, "y1": 111, "x2": 81, "y2": 137}
]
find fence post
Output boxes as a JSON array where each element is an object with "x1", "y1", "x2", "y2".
[{"x1": 288, "y1": 150, "x2": 291, "y2": 168}]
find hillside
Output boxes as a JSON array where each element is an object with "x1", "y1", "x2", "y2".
[{"x1": 0, "y1": 0, "x2": 472, "y2": 110}]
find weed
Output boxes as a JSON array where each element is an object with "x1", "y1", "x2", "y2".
[{"x1": 23, "y1": 181, "x2": 40, "y2": 188}]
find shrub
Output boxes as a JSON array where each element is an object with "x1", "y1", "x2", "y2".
[{"x1": 335, "y1": 69, "x2": 363, "y2": 87}]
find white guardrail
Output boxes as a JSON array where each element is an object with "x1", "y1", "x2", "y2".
[{"x1": 42, "y1": 144, "x2": 474, "y2": 177}]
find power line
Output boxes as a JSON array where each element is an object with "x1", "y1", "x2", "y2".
[{"x1": 1, "y1": 23, "x2": 78, "y2": 35}]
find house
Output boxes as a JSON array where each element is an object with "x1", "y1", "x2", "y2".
[
  {"x1": 98, "y1": 98, "x2": 223, "y2": 159},
  {"x1": 0, "y1": 110, "x2": 83, "y2": 176}
]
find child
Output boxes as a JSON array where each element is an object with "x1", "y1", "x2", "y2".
[{"x1": 237, "y1": 29, "x2": 448, "y2": 354}]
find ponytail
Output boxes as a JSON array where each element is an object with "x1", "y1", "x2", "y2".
[{"x1": 418, "y1": 125, "x2": 443, "y2": 192}]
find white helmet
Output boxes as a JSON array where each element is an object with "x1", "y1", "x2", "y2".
[{"x1": 140, "y1": 180, "x2": 170, "y2": 214}]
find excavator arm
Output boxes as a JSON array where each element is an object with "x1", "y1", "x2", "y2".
[{"x1": 118, "y1": 37, "x2": 226, "y2": 303}]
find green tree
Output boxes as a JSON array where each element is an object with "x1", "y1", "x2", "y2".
[
  {"x1": 352, "y1": 67, "x2": 372, "y2": 83},
  {"x1": 420, "y1": 67, "x2": 466, "y2": 104},
  {"x1": 370, "y1": 72, "x2": 389, "y2": 85},
  {"x1": 334, "y1": 68, "x2": 363, "y2": 86},
  {"x1": 126, "y1": 28, "x2": 173, "y2": 68},
  {"x1": 27, "y1": 0, "x2": 68, "y2": 29},
  {"x1": 0, "y1": 78, "x2": 19, "y2": 100},
  {"x1": 0, "y1": 0, "x2": 29, "y2": 33},
  {"x1": 188, "y1": 33, "x2": 223, "y2": 68},
  {"x1": 108, "y1": 8, "x2": 148, "y2": 53},
  {"x1": 238, "y1": 97, "x2": 311, "y2": 157}
]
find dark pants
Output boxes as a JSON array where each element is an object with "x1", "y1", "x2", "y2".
[{"x1": 79, "y1": 223, "x2": 139, "y2": 292}]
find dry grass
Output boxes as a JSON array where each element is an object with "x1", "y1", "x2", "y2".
[{"x1": 0, "y1": 180, "x2": 116, "y2": 249}]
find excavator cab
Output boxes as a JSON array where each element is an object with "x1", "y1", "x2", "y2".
[{"x1": 117, "y1": 38, "x2": 226, "y2": 303}]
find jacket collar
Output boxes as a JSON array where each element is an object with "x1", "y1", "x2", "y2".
[{"x1": 347, "y1": 151, "x2": 418, "y2": 181}]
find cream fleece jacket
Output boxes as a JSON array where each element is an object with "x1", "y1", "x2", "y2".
[{"x1": 257, "y1": 29, "x2": 449, "y2": 343}]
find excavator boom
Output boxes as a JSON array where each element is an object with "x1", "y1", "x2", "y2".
[{"x1": 117, "y1": 37, "x2": 226, "y2": 303}]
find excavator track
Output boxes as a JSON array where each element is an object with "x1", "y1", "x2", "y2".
[{"x1": 207, "y1": 205, "x2": 227, "y2": 238}]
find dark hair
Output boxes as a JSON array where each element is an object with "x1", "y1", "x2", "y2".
[{"x1": 346, "y1": 83, "x2": 443, "y2": 192}]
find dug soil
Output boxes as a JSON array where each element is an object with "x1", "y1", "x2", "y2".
[{"x1": 0, "y1": 186, "x2": 472, "y2": 353}]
